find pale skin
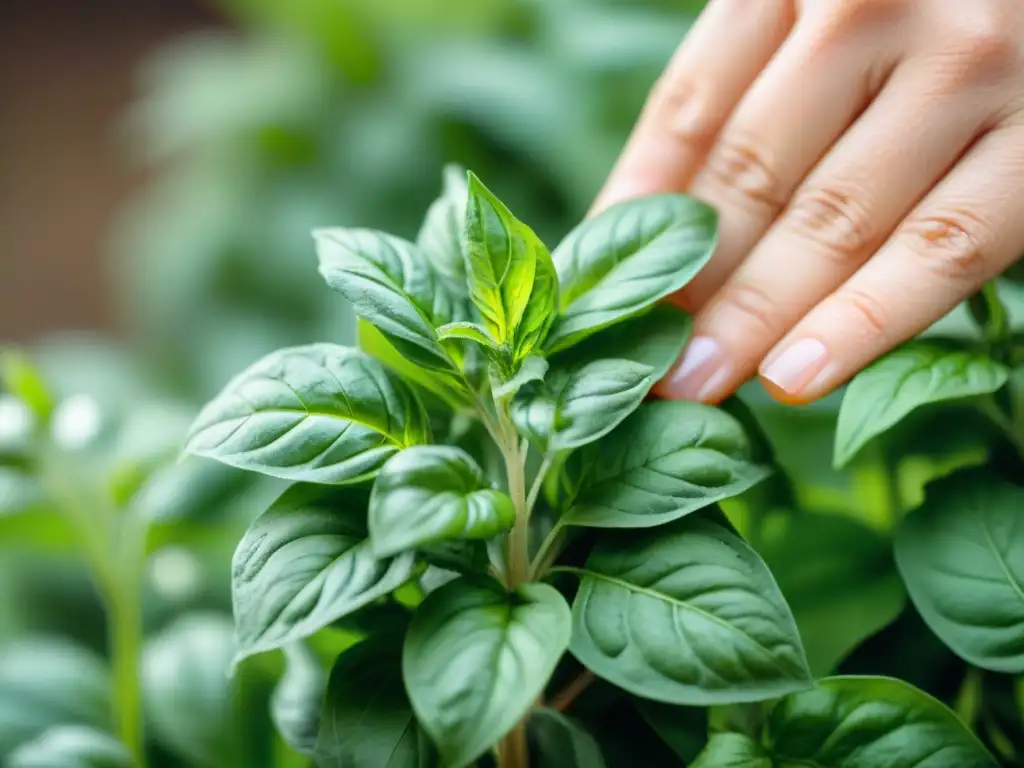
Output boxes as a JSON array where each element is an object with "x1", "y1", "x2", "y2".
[{"x1": 594, "y1": 0, "x2": 1024, "y2": 405}]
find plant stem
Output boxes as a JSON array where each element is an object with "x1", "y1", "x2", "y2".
[
  {"x1": 39, "y1": 452, "x2": 148, "y2": 767},
  {"x1": 503, "y1": 437, "x2": 530, "y2": 590},
  {"x1": 526, "y1": 454, "x2": 553, "y2": 513},
  {"x1": 109, "y1": 579, "x2": 146, "y2": 767},
  {"x1": 529, "y1": 523, "x2": 564, "y2": 580},
  {"x1": 495, "y1": 410, "x2": 532, "y2": 767},
  {"x1": 551, "y1": 670, "x2": 595, "y2": 712},
  {"x1": 497, "y1": 721, "x2": 528, "y2": 767}
]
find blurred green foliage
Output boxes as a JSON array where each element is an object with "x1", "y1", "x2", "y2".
[{"x1": 113, "y1": 0, "x2": 701, "y2": 400}]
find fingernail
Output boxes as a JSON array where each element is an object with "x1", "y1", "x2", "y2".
[
  {"x1": 663, "y1": 337, "x2": 731, "y2": 401},
  {"x1": 761, "y1": 338, "x2": 829, "y2": 394}
]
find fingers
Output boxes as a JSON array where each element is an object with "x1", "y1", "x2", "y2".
[
  {"x1": 592, "y1": 0, "x2": 796, "y2": 213},
  {"x1": 759, "y1": 119, "x2": 1024, "y2": 403},
  {"x1": 658, "y1": 55, "x2": 997, "y2": 402},
  {"x1": 675, "y1": 11, "x2": 902, "y2": 310}
]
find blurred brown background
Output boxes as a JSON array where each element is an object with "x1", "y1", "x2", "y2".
[{"x1": 0, "y1": 0, "x2": 220, "y2": 341}]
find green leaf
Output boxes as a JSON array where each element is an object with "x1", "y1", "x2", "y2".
[
  {"x1": 403, "y1": 578, "x2": 572, "y2": 767},
  {"x1": 271, "y1": 642, "x2": 326, "y2": 757},
  {"x1": 561, "y1": 400, "x2": 772, "y2": 528},
  {"x1": 492, "y1": 355, "x2": 549, "y2": 400},
  {"x1": 0, "y1": 638, "x2": 111, "y2": 755},
  {"x1": 550, "y1": 303, "x2": 692, "y2": 380},
  {"x1": 232, "y1": 484, "x2": 415, "y2": 662},
  {"x1": 463, "y1": 173, "x2": 558, "y2": 359},
  {"x1": 531, "y1": 708, "x2": 607, "y2": 768},
  {"x1": 546, "y1": 195, "x2": 717, "y2": 353},
  {"x1": 357, "y1": 320, "x2": 470, "y2": 409},
  {"x1": 368, "y1": 445, "x2": 516, "y2": 558},
  {"x1": 633, "y1": 700, "x2": 707, "y2": 764},
  {"x1": 7, "y1": 726, "x2": 131, "y2": 768},
  {"x1": 764, "y1": 676, "x2": 997, "y2": 767},
  {"x1": 186, "y1": 344, "x2": 430, "y2": 485},
  {"x1": 315, "y1": 228, "x2": 464, "y2": 371},
  {"x1": 0, "y1": 349, "x2": 54, "y2": 424},
  {"x1": 417, "y1": 163, "x2": 470, "y2": 294},
  {"x1": 834, "y1": 343, "x2": 1008, "y2": 468},
  {"x1": 436, "y1": 321, "x2": 499, "y2": 349},
  {"x1": 512, "y1": 359, "x2": 652, "y2": 452},
  {"x1": 895, "y1": 467, "x2": 1024, "y2": 672},
  {"x1": 315, "y1": 634, "x2": 432, "y2": 768},
  {"x1": 761, "y1": 513, "x2": 905, "y2": 676},
  {"x1": 569, "y1": 511, "x2": 811, "y2": 705},
  {"x1": 690, "y1": 733, "x2": 769, "y2": 768},
  {"x1": 141, "y1": 613, "x2": 242, "y2": 767}
]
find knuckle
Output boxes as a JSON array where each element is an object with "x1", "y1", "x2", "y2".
[
  {"x1": 937, "y1": 13, "x2": 1020, "y2": 85},
  {"x1": 830, "y1": 287, "x2": 890, "y2": 337},
  {"x1": 899, "y1": 209, "x2": 991, "y2": 281},
  {"x1": 713, "y1": 282, "x2": 779, "y2": 335},
  {"x1": 701, "y1": 134, "x2": 786, "y2": 210},
  {"x1": 784, "y1": 185, "x2": 877, "y2": 265},
  {"x1": 645, "y1": 75, "x2": 717, "y2": 147},
  {"x1": 809, "y1": 0, "x2": 909, "y2": 48}
]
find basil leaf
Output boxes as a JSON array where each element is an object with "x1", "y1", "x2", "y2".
[
  {"x1": 357, "y1": 320, "x2": 470, "y2": 409},
  {"x1": 561, "y1": 400, "x2": 771, "y2": 528},
  {"x1": 463, "y1": 174, "x2": 558, "y2": 360},
  {"x1": 550, "y1": 303, "x2": 692, "y2": 380},
  {"x1": 7, "y1": 726, "x2": 131, "y2": 768},
  {"x1": 895, "y1": 467, "x2": 1024, "y2": 672},
  {"x1": 417, "y1": 163, "x2": 470, "y2": 294},
  {"x1": 232, "y1": 484, "x2": 415, "y2": 662},
  {"x1": 834, "y1": 343, "x2": 1008, "y2": 468},
  {"x1": 569, "y1": 511, "x2": 811, "y2": 705},
  {"x1": 765, "y1": 676, "x2": 997, "y2": 767},
  {"x1": 546, "y1": 195, "x2": 716, "y2": 353},
  {"x1": 512, "y1": 359, "x2": 652, "y2": 452},
  {"x1": 0, "y1": 639, "x2": 111, "y2": 756},
  {"x1": 315, "y1": 229, "x2": 463, "y2": 371},
  {"x1": 492, "y1": 355, "x2": 548, "y2": 401},
  {"x1": 403, "y1": 578, "x2": 572, "y2": 768},
  {"x1": 315, "y1": 635, "x2": 432, "y2": 768},
  {"x1": 186, "y1": 345, "x2": 430, "y2": 485},
  {"x1": 141, "y1": 613, "x2": 242, "y2": 767},
  {"x1": 271, "y1": 642, "x2": 326, "y2": 757},
  {"x1": 761, "y1": 513, "x2": 905, "y2": 676},
  {"x1": 436, "y1": 321, "x2": 499, "y2": 349},
  {"x1": 691, "y1": 733, "x2": 769, "y2": 768},
  {"x1": 368, "y1": 445, "x2": 516, "y2": 558},
  {"x1": 531, "y1": 708, "x2": 606, "y2": 768}
]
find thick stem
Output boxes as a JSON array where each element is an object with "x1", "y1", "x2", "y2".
[
  {"x1": 503, "y1": 439, "x2": 530, "y2": 593},
  {"x1": 497, "y1": 721, "x2": 529, "y2": 767},
  {"x1": 109, "y1": 580, "x2": 146, "y2": 767},
  {"x1": 497, "y1": 414, "x2": 531, "y2": 767}
]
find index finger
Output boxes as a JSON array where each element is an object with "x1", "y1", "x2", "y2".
[{"x1": 592, "y1": 0, "x2": 796, "y2": 213}]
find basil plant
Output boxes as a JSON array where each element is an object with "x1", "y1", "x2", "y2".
[{"x1": 185, "y1": 168, "x2": 999, "y2": 767}]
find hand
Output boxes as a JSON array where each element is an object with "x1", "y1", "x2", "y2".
[{"x1": 595, "y1": 0, "x2": 1024, "y2": 405}]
